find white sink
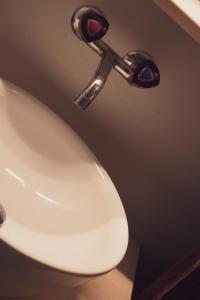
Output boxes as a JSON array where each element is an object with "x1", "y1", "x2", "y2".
[{"x1": 0, "y1": 79, "x2": 128, "y2": 295}]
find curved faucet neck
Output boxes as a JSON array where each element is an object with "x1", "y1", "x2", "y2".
[{"x1": 74, "y1": 50, "x2": 115, "y2": 110}]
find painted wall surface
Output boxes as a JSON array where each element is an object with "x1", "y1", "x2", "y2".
[{"x1": 0, "y1": 0, "x2": 200, "y2": 288}]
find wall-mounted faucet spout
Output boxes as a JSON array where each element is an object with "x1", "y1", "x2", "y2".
[
  {"x1": 74, "y1": 50, "x2": 115, "y2": 110},
  {"x1": 71, "y1": 6, "x2": 160, "y2": 110}
]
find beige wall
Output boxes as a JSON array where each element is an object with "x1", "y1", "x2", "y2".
[{"x1": 0, "y1": 0, "x2": 200, "y2": 289}]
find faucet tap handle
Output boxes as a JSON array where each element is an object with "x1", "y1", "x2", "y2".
[
  {"x1": 72, "y1": 7, "x2": 109, "y2": 43},
  {"x1": 124, "y1": 51, "x2": 160, "y2": 88}
]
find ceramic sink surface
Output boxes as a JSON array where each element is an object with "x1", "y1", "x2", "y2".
[{"x1": 0, "y1": 79, "x2": 128, "y2": 276}]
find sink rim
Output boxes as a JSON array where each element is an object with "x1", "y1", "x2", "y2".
[{"x1": 0, "y1": 79, "x2": 129, "y2": 276}]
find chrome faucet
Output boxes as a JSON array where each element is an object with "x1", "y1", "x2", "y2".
[{"x1": 71, "y1": 7, "x2": 160, "y2": 110}]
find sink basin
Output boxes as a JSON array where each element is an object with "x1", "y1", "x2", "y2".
[{"x1": 0, "y1": 79, "x2": 128, "y2": 294}]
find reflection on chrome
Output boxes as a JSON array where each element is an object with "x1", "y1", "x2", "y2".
[{"x1": 4, "y1": 167, "x2": 25, "y2": 187}]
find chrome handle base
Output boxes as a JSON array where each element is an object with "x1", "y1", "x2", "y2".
[{"x1": 123, "y1": 51, "x2": 160, "y2": 88}]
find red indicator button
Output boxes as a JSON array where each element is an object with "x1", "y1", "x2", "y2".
[{"x1": 87, "y1": 19, "x2": 102, "y2": 36}]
